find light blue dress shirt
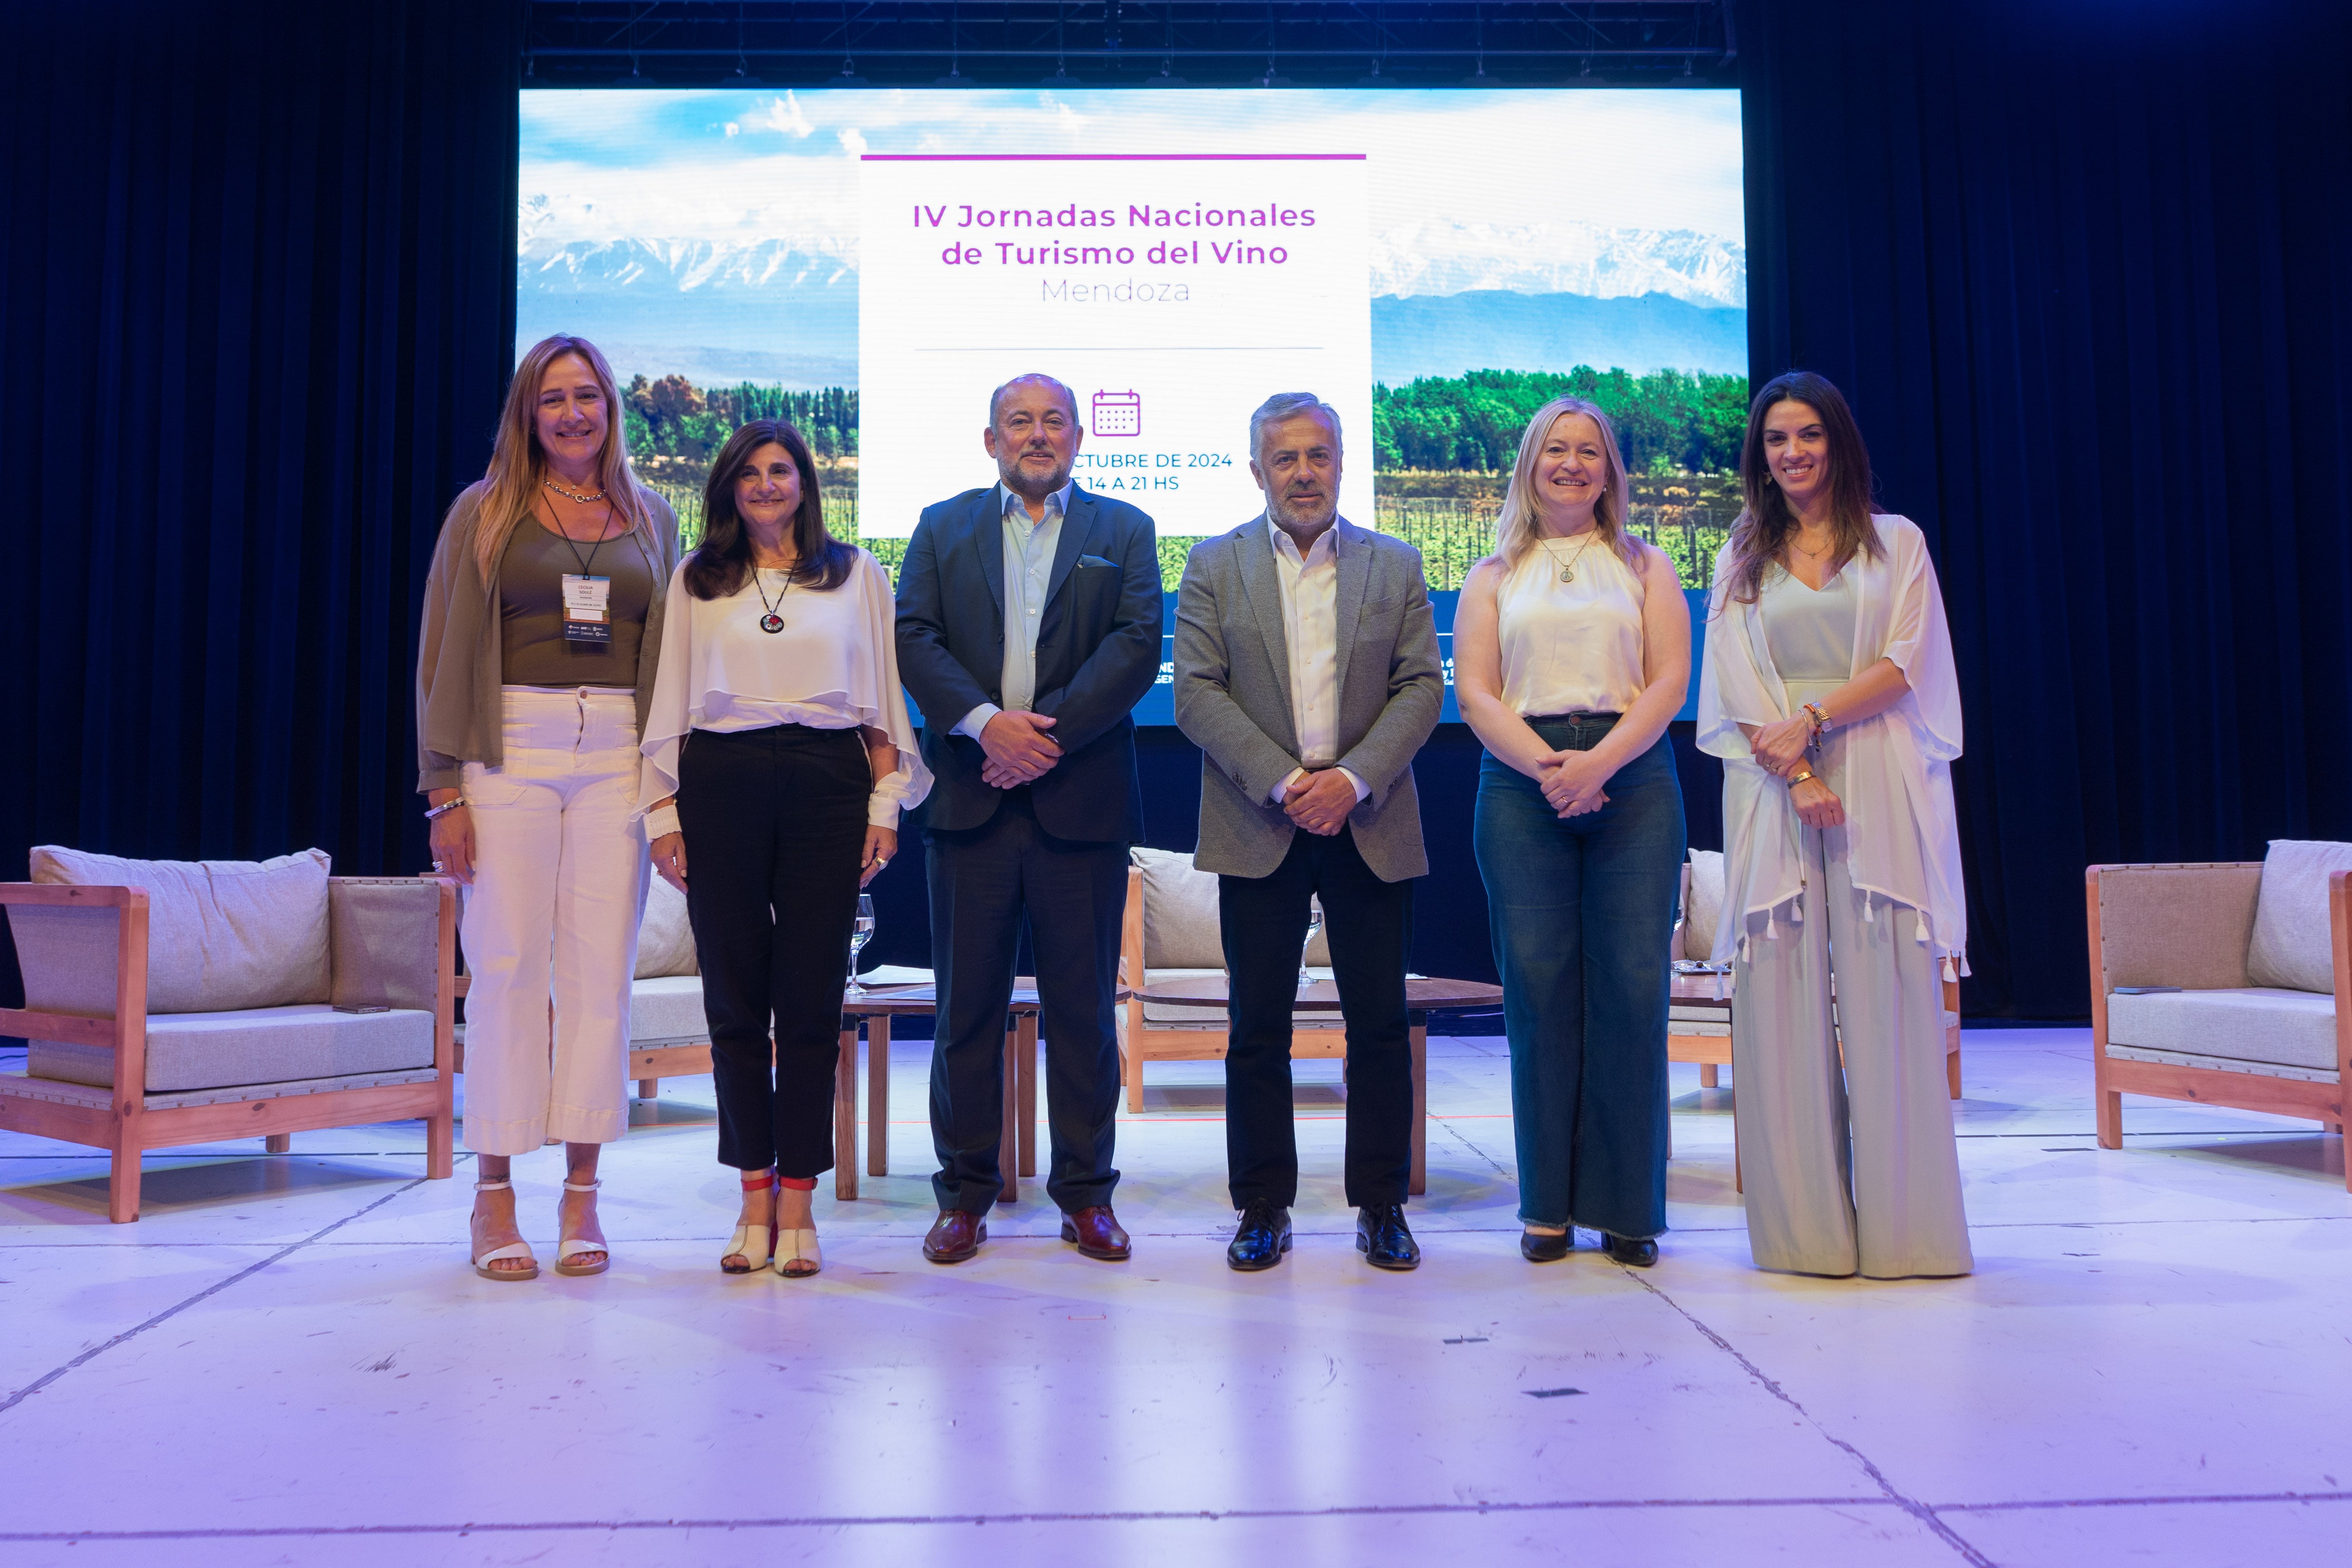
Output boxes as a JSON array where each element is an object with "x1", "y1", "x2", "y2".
[{"x1": 953, "y1": 479, "x2": 1074, "y2": 741}]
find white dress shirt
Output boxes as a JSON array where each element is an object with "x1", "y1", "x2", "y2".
[
  {"x1": 953, "y1": 479, "x2": 1073, "y2": 743},
  {"x1": 1267, "y1": 520, "x2": 1369, "y2": 805}
]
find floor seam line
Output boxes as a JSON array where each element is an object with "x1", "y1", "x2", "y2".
[
  {"x1": 1627, "y1": 1270, "x2": 1996, "y2": 1567},
  {"x1": 0, "y1": 1174, "x2": 434, "y2": 1420},
  {"x1": 0, "y1": 1497, "x2": 1912, "y2": 1541},
  {"x1": 1431, "y1": 1111, "x2": 1511, "y2": 1179},
  {"x1": 1936, "y1": 1489, "x2": 2352, "y2": 1513}
]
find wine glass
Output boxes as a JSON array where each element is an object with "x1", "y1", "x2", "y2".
[
  {"x1": 1300, "y1": 895, "x2": 1324, "y2": 992},
  {"x1": 846, "y1": 894, "x2": 876, "y2": 998}
]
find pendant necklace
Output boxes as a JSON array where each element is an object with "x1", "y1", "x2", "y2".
[
  {"x1": 1540, "y1": 528, "x2": 1603, "y2": 583},
  {"x1": 750, "y1": 558, "x2": 793, "y2": 633}
]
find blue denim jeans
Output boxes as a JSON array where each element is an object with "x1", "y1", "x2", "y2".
[{"x1": 1473, "y1": 719, "x2": 1685, "y2": 1237}]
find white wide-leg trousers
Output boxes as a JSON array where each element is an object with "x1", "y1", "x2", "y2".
[
  {"x1": 1730, "y1": 683, "x2": 1973, "y2": 1279},
  {"x1": 458, "y1": 687, "x2": 647, "y2": 1156}
]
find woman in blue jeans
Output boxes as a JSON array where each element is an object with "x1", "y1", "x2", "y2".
[{"x1": 1455, "y1": 398, "x2": 1691, "y2": 1265}]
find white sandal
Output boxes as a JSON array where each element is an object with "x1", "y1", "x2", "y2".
[
  {"x1": 554, "y1": 1178, "x2": 610, "y2": 1277},
  {"x1": 775, "y1": 1175, "x2": 821, "y2": 1278},
  {"x1": 722, "y1": 1171, "x2": 774, "y2": 1276},
  {"x1": 470, "y1": 1178, "x2": 538, "y2": 1282}
]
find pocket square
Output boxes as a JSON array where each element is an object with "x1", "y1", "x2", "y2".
[{"x1": 1076, "y1": 554, "x2": 1118, "y2": 569}]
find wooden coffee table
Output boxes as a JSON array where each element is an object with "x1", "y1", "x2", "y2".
[
  {"x1": 833, "y1": 982, "x2": 1042, "y2": 1203},
  {"x1": 1131, "y1": 976, "x2": 1505, "y2": 1197}
]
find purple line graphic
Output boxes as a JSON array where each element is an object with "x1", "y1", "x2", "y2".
[{"x1": 862, "y1": 153, "x2": 1368, "y2": 162}]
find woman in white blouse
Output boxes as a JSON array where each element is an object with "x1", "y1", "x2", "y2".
[
  {"x1": 641, "y1": 420, "x2": 930, "y2": 1278},
  {"x1": 1697, "y1": 370, "x2": 1971, "y2": 1278},
  {"x1": 1455, "y1": 398, "x2": 1691, "y2": 1267}
]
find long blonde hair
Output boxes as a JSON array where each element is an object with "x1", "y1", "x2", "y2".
[
  {"x1": 1494, "y1": 398, "x2": 1637, "y2": 571},
  {"x1": 471, "y1": 335, "x2": 655, "y2": 579}
]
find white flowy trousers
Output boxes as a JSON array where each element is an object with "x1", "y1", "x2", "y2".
[
  {"x1": 458, "y1": 686, "x2": 648, "y2": 1156},
  {"x1": 1730, "y1": 680, "x2": 1973, "y2": 1279}
]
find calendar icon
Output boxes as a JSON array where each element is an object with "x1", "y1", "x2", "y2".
[{"x1": 1090, "y1": 390, "x2": 1143, "y2": 438}]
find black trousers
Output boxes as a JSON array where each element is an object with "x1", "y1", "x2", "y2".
[
  {"x1": 1219, "y1": 826, "x2": 1416, "y2": 1209},
  {"x1": 925, "y1": 789, "x2": 1125, "y2": 1215},
  {"x1": 677, "y1": 725, "x2": 867, "y2": 1178}
]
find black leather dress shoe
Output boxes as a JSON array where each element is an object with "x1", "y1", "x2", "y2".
[
  {"x1": 1356, "y1": 1203, "x2": 1421, "y2": 1270},
  {"x1": 1520, "y1": 1227, "x2": 1572, "y2": 1262},
  {"x1": 1601, "y1": 1232, "x2": 1659, "y2": 1267},
  {"x1": 1226, "y1": 1203, "x2": 1293, "y2": 1271}
]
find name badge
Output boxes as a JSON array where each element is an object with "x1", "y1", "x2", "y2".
[{"x1": 562, "y1": 574, "x2": 612, "y2": 646}]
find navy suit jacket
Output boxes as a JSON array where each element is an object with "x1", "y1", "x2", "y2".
[{"x1": 894, "y1": 483, "x2": 1163, "y2": 841}]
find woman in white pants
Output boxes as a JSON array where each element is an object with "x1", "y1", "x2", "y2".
[
  {"x1": 416, "y1": 334, "x2": 680, "y2": 1281},
  {"x1": 1697, "y1": 370, "x2": 1971, "y2": 1279}
]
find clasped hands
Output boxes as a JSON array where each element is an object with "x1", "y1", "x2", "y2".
[
  {"x1": 1536, "y1": 750, "x2": 1610, "y2": 820},
  {"x1": 978, "y1": 710, "x2": 1061, "y2": 789},
  {"x1": 1279, "y1": 768, "x2": 1359, "y2": 837},
  {"x1": 1749, "y1": 713, "x2": 1846, "y2": 830}
]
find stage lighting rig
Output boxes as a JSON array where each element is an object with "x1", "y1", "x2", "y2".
[{"x1": 517, "y1": 2, "x2": 1740, "y2": 90}]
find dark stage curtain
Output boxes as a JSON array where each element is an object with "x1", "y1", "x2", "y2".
[
  {"x1": 0, "y1": 1, "x2": 522, "y2": 931},
  {"x1": 1740, "y1": 0, "x2": 2352, "y2": 1017}
]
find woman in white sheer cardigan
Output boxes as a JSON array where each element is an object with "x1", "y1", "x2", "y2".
[
  {"x1": 1697, "y1": 371, "x2": 1971, "y2": 1279},
  {"x1": 640, "y1": 419, "x2": 929, "y2": 1279}
]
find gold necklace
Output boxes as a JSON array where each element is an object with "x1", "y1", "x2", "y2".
[{"x1": 1538, "y1": 528, "x2": 1604, "y2": 583}]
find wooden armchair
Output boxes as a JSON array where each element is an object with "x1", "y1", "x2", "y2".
[
  {"x1": 2087, "y1": 850, "x2": 2350, "y2": 1186},
  {"x1": 1116, "y1": 851, "x2": 1347, "y2": 1112},
  {"x1": 1670, "y1": 852, "x2": 1962, "y2": 1102},
  {"x1": 1, "y1": 876, "x2": 457, "y2": 1222}
]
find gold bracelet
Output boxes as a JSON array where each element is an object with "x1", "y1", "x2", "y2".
[{"x1": 1788, "y1": 769, "x2": 1816, "y2": 786}]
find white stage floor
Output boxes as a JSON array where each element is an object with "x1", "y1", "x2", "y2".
[{"x1": 0, "y1": 1029, "x2": 2346, "y2": 1567}]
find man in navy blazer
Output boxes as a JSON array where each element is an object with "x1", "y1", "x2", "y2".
[{"x1": 894, "y1": 373, "x2": 1163, "y2": 1264}]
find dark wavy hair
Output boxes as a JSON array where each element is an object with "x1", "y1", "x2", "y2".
[
  {"x1": 683, "y1": 420, "x2": 854, "y2": 599},
  {"x1": 1718, "y1": 370, "x2": 1883, "y2": 607}
]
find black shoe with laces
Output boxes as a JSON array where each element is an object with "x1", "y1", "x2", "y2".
[
  {"x1": 1227, "y1": 1202, "x2": 1293, "y2": 1271},
  {"x1": 1356, "y1": 1203, "x2": 1421, "y2": 1270}
]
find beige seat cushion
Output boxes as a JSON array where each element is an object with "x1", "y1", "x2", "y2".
[
  {"x1": 2106, "y1": 986, "x2": 2339, "y2": 1074},
  {"x1": 1139, "y1": 966, "x2": 1351, "y2": 1029},
  {"x1": 1683, "y1": 850, "x2": 1726, "y2": 960},
  {"x1": 29, "y1": 1004, "x2": 433, "y2": 1092},
  {"x1": 2245, "y1": 840, "x2": 2352, "y2": 995},
  {"x1": 29, "y1": 846, "x2": 331, "y2": 1013},
  {"x1": 635, "y1": 872, "x2": 699, "y2": 979},
  {"x1": 1131, "y1": 846, "x2": 1330, "y2": 969},
  {"x1": 630, "y1": 974, "x2": 709, "y2": 1043}
]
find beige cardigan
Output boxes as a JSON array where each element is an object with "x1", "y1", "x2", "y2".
[{"x1": 414, "y1": 480, "x2": 683, "y2": 792}]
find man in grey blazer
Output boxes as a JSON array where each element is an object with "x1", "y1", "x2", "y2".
[{"x1": 1172, "y1": 392, "x2": 1444, "y2": 1272}]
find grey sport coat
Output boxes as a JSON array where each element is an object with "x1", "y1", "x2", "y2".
[{"x1": 1172, "y1": 514, "x2": 1443, "y2": 883}]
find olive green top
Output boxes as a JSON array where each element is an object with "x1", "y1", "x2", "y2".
[
  {"x1": 414, "y1": 481, "x2": 682, "y2": 792},
  {"x1": 497, "y1": 516, "x2": 661, "y2": 688}
]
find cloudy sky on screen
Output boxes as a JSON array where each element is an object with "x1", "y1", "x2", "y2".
[{"x1": 517, "y1": 88, "x2": 1746, "y2": 384}]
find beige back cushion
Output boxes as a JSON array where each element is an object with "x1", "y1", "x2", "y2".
[
  {"x1": 1683, "y1": 850, "x2": 1726, "y2": 959},
  {"x1": 2246, "y1": 839, "x2": 2352, "y2": 995},
  {"x1": 1132, "y1": 846, "x2": 1329, "y2": 969},
  {"x1": 29, "y1": 846, "x2": 331, "y2": 1013},
  {"x1": 635, "y1": 872, "x2": 699, "y2": 979}
]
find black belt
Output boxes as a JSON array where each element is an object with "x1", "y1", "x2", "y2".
[{"x1": 1525, "y1": 710, "x2": 1621, "y2": 725}]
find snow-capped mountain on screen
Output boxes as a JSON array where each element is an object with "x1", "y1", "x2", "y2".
[
  {"x1": 521, "y1": 236, "x2": 855, "y2": 298},
  {"x1": 1369, "y1": 220, "x2": 1745, "y2": 310}
]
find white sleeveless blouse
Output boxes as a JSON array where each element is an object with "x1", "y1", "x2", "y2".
[{"x1": 1496, "y1": 536, "x2": 1649, "y2": 716}]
